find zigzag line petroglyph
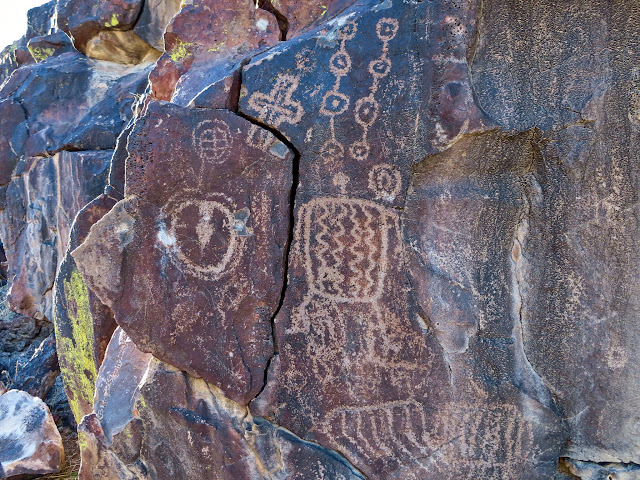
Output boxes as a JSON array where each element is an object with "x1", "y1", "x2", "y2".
[{"x1": 301, "y1": 197, "x2": 395, "y2": 303}]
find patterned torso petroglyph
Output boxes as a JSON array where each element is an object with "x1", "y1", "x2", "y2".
[
  {"x1": 236, "y1": 3, "x2": 564, "y2": 478},
  {"x1": 244, "y1": 15, "x2": 450, "y2": 471}
]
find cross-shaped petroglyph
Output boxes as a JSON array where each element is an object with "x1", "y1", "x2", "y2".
[{"x1": 246, "y1": 74, "x2": 304, "y2": 150}]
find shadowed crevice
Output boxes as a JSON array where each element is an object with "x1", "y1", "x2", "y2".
[{"x1": 231, "y1": 63, "x2": 300, "y2": 400}]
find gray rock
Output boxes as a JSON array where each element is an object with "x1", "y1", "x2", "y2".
[{"x1": 0, "y1": 389, "x2": 64, "y2": 478}]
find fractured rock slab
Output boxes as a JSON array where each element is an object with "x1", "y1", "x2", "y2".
[
  {"x1": 0, "y1": 389, "x2": 63, "y2": 478},
  {"x1": 74, "y1": 104, "x2": 294, "y2": 405},
  {"x1": 54, "y1": 192, "x2": 119, "y2": 423},
  {"x1": 79, "y1": 344, "x2": 365, "y2": 480}
]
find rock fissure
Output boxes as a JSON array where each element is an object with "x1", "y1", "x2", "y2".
[
  {"x1": 234, "y1": 64, "x2": 301, "y2": 399},
  {"x1": 257, "y1": 0, "x2": 289, "y2": 41}
]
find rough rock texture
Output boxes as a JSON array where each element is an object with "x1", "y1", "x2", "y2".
[
  {"x1": 54, "y1": 191, "x2": 119, "y2": 423},
  {"x1": 74, "y1": 105, "x2": 293, "y2": 405},
  {"x1": 1, "y1": 0, "x2": 639, "y2": 479},
  {"x1": 79, "y1": 335, "x2": 365, "y2": 480},
  {"x1": 0, "y1": 389, "x2": 64, "y2": 478}
]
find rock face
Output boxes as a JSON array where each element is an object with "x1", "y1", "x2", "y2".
[
  {"x1": 0, "y1": 389, "x2": 64, "y2": 478},
  {"x1": 0, "y1": 0, "x2": 639, "y2": 479}
]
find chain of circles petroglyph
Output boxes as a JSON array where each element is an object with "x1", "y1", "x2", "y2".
[{"x1": 317, "y1": 17, "x2": 402, "y2": 201}]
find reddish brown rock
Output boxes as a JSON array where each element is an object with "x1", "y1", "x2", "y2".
[
  {"x1": 79, "y1": 347, "x2": 365, "y2": 480},
  {"x1": 74, "y1": 104, "x2": 293, "y2": 405},
  {"x1": 57, "y1": 0, "x2": 145, "y2": 54},
  {"x1": 0, "y1": 389, "x2": 64, "y2": 478},
  {"x1": 262, "y1": 0, "x2": 357, "y2": 39},
  {"x1": 2, "y1": 0, "x2": 640, "y2": 477},
  {"x1": 148, "y1": 0, "x2": 280, "y2": 102}
]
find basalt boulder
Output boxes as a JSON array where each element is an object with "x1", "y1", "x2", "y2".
[{"x1": 0, "y1": 389, "x2": 64, "y2": 478}]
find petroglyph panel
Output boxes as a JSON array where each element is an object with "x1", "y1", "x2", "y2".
[
  {"x1": 238, "y1": 2, "x2": 562, "y2": 478},
  {"x1": 77, "y1": 103, "x2": 294, "y2": 405}
]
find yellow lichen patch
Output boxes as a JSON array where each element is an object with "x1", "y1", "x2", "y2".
[
  {"x1": 77, "y1": 431, "x2": 89, "y2": 452},
  {"x1": 28, "y1": 46, "x2": 54, "y2": 62},
  {"x1": 207, "y1": 41, "x2": 225, "y2": 52},
  {"x1": 169, "y1": 40, "x2": 194, "y2": 62},
  {"x1": 56, "y1": 269, "x2": 98, "y2": 423},
  {"x1": 104, "y1": 13, "x2": 120, "y2": 27}
]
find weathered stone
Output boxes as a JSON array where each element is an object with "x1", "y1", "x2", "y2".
[
  {"x1": 1, "y1": 0, "x2": 640, "y2": 477},
  {"x1": 54, "y1": 192, "x2": 119, "y2": 423},
  {"x1": 237, "y1": 2, "x2": 551, "y2": 478},
  {"x1": 11, "y1": 334, "x2": 59, "y2": 400},
  {"x1": 0, "y1": 38, "x2": 34, "y2": 86},
  {"x1": 93, "y1": 328, "x2": 152, "y2": 443},
  {"x1": 74, "y1": 104, "x2": 293, "y2": 405},
  {"x1": 133, "y1": 0, "x2": 183, "y2": 52},
  {"x1": 471, "y1": 0, "x2": 640, "y2": 466},
  {"x1": 262, "y1": 0, "x2": 357, "y2": 39},
  {"x1": 80, "y1": 352, "x2": 365, "y2": 480},
  {"x1": 565, "y1": 459, "x2": 640, "y2": 479},
  {"x1": 0, "y1": 50, "x2": 150, "y2": 320},
  {"x1": 148, "y1": 0, "x2": 280, "y2": 102},
  {"x1": 0, "y1": 389, "x2": 64, "y2": 478},
  {"x1": 57, "y1": 0, "x2": 145, "y2": 54},
  {"x1": 27, "y1": 32, "x2": 76, "y2": 63},
  {"x1": 0, "y1": 150, "x2": 112, "y2": 319},
  {"x1": 0, "y1": 285, "x2": 53, "y2": 388},
  {"x1": 44, "y1": 375, "x2": 76, "y2": 428}
]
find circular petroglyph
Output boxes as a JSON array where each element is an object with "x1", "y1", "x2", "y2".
[
  {"x1": 330, "y1": 51, "x2": 352, "y2": 76},
  {"x1": 350, "y1": 141, "x2": 370, "y2": 161},
  {"x1": 321, "y1": 91, "x2": 350, "y2": 116},
  {"x1": 355, "y1": 96, "x2": 379, "y2": 126},
  {"x1": 376, "y1": 18, "x2": 399, "y2": 42},
  {"x1": 369, "y1": 57, "x2": 392, "y2": 78},
  {"x1": 369, "y1": 163, "x2": 402, "y2": 201},
  {"x1": 161, "y1": 193, "x2": 239, "y2": 280},
  {"x1": 193, "y1": 119, "x2": 232, "y2": 163}
]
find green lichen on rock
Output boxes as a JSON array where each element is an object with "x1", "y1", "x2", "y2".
[
  {"x1": 55, "y1": 269, "x2": 98, "y2": 423},
  {"x1": 28, "y1": 46, "x2": 55, "y2": 62},
  {"x1": 169, "y1": 40, "x2": 193, "y2": 62},
  {"x1": 104, "y1": 13, "x2": 120, "y2": 27}
]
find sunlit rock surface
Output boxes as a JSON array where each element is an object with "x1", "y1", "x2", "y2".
[{"x1": 0, "y1": 0, "x2": 638, "y2": 478}]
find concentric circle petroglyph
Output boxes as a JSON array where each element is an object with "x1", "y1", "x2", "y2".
[{"x1": 368, "y1": 163, "x2": 402, "y2": 201}]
